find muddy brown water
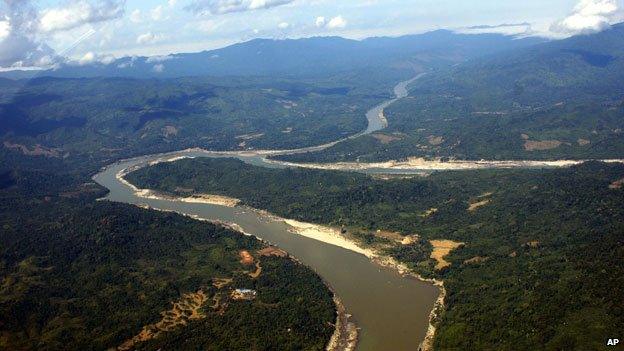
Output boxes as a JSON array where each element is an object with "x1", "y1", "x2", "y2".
[
  {"x1": 94, "y1": 159, "x2": 439, "y2": 351},
  {"x1": 93, "y1": 75, "x2": 440, "y2": 350}
]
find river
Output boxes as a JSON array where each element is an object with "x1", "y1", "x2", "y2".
[
  {"x1": 94, "y1": 72, "x2": 624, "y2": 350},
  {"x1": 93, "y1": 74, "x2": 442, "y2": 351}
]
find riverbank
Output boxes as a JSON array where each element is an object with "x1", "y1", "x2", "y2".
[
  {"x1": 266, "y1": 156, "x2": 624, "y2": 172},
  {"x1": 327, "y1": 296, "x2": 358, "y2": 351},
  {"x1": 115, "y1": 195, "x2": 356, "y2": 351},
  {"x1": 117, "y1": 162, "x2": 444, "y2": 351}
]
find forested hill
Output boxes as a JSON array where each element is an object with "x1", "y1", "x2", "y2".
[
  {"x1": 0, "y1": 160, "x2": 336, "y2": 350},
  {"x1": 127, "y1": 157, "x2": 624, "y2": 350},
  {"x1": 1, "y1": 30, "x2": 543, "y2": 79},
  {"x1": 417, "y1": 22, "x2": 624, "y2": 107},
  {"x1": 276, "y1": 24, "x2": 624, "y2": 163}
]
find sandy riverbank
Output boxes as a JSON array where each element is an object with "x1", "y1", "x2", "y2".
[
  {"x1": 268, "y1": 157, "x2": 624, "y2": 172},
  {"x1": 326, "y1": 296, "x2": 358, "y2": 351},
  {"x1": 114, "y1": 149, "x2": 456, "y2": 351},
  {"x1": 283, "y1": 219, "x2": 375, "y2": 258},
  {"x1": 277, "y1": 218, "x2": 448, "y2": 351},
  {"x1": 136, "y1": 189, "x2": 241, "y2": 207}
]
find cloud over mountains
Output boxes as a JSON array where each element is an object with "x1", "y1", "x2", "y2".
[{"x1": 551, "y1": 0, "x2": 622, "y2": 34}]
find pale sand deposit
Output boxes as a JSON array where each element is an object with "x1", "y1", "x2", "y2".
[
  {"x1": 118, "y1": 165, "x2": 444, "y2": 351},
  {"x1": 283, "y1": 219, "x2": 375, "y2": 258},
  {"x1": 268, "y1": 157, "x2": 624, "y2": 172}
]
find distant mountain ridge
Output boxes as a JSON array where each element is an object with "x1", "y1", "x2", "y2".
[
  {"x1": 421, "y1": 22, "x2": 624, "y2": 107},
  {"x1": 273, "y1": 23, "x2": 624, "y2": 163},
  {"x1": 1, "y1": 30, "x2": 545, "y2": 79}
]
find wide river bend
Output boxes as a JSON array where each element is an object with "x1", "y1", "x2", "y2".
[{"x1": 94, "y1": 74, "x2": 440, "y2": 351}]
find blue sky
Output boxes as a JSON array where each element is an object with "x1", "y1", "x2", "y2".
[{"x1": 1, "y1": 0, "x2": 623, "y2": 69}]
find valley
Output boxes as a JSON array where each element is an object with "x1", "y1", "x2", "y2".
[{"x1": 1, "y1": 11, "x2": 623, "y2": 351}]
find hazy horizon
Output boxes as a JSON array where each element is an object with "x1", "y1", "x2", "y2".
[{"x1": 1, "y1": 0, "x2": 623, "y2": 71}]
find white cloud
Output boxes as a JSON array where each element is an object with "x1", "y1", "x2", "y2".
[
  {"x1": 153, "y1": 63, "x2": 165, "y2": 72},
  {"x1": 117, "y1": 56, "x2": 137, "y2": 68},
  {"x1": 315, "y1": 16, "x2": 326, "y2": 27},
  {"x1": 0, "y1": 20, "x2": 10, "y2": 42},
  {"x1": 197, "y1": 20, "x2": 217, "y2": 33},
  {"x1": 168, "y1": 0, "x2": 178, "y2": 6},
  {"x1": 278, "y1": 22, "x2": 290, "y2": 29},
  {"x1": 146, "y1": 54, "x2": 175, "y2": 63},
  {"x1": 551, "y1": 0, "x2": 621, "y2": 34},
  {"x1": 99, "y1": 54, "x2": 116, "y2": 64},
  {"x1": 75, "y1": 51, "x2": 116, "y2": 65},
  {"x1": 137, "y1": 32, "x2": 166, "y2": 45},
  {"x1": 326, "y1": 16, "x2": 347, "y2": 29},
  {"x1": 314, "y1": 15, "x2": 347, "y2": 30},
  {"x1": 151, "y1": 5, "x2": 165, "y2": 21},
  {"x1": 78, "y1": 51, "x2": 96, "y2": 65},
  {"x1": 129, "y1": 9, "x2": 142, "y2": 23},
  {"x1": 457, "y1": 23, "x2": 534, "y2": 36},
  {"x1": 39, "y1": 0, "x2": 125, "y2": 33},
  {"x1": 187, "y1": 0, "x2": 295, "y2": 15},
  {"x1": 0, "y1": 1, "x2": 58, "y2": 68}
]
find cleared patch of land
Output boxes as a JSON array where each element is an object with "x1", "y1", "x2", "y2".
[
  {"x1": 162, "y1": 125, "x2": 179, "y2": 137},
  {"x1": 420, "y1": 208, "x2": 438, "y2": 218},
  {"x1": 524, "y1": 139, "x2": 562, "y2": 151},
  {"x1": 610, "y1": 178, "x2": 624, "y2": 189},
  {"x1": 375, "y1": 229, "x2": 404, "y2": 243},
  {"x1": 468, "y1": 200, "x2": 490, "y2": 212},
  {"x1": 118, "y1": 290, "x2": 208, "y2": 351},
  {"x1": 239, "y1": 250, "x2": 254, "y2": 265},
  {"x1": 427, "y1": 135, "x2": 445, "y2": 146},
  {"x1": 430, "y1": 240, "x2": 464, "y2": 270},
  {"x1": 463, "y1": 256, "x2": 488, "y2": 265},
  {"x1": 372, "y1": 133, "x2": 403, "y2": 144},
  {"x1": 468, "y1": 192, "x2": 493, "y2": 211},
  {"x1": 257, "y1": 246, "x2": 288, "y2": 257},
  {"x1": 3, "y1": 141, "x2": 61, "y2": 158}
]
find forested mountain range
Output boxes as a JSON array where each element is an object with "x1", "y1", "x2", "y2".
[
  {"x1": 277, "y1": 23, "x2": 624, "y2": 163},
  {"x1": 0, "y1": 30, "x2": 544, "y2": 80},
  {"x1": 1, "y1": 22, "x2": 624, "y2": 351}
]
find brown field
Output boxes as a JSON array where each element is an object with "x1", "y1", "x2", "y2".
[
  {"x1": 401, "y1": 235, "x2": 420, "y2": 245},
  {"x1": 249, "y1": 262, "x2": 262, "y2": 278},
  {"x1": 577, "y1": 138, "x2": 591, "y2": 146},
  {"x1": 3, "y1": 141, "x2": 61, "y2": 158},
  {"x1": 427, "y1": 135, "x2": 444, "y2": 146},
  {"x1": 212, "y1": 277, "x2": 233, "y2": 289},
  {"x1": 118, "y1": 290, "x2": 208, "y2": 350},
  {"x1": 371, "y1": 133, "x2": 403, "y2": 144},
  {"x1": 239, "y1": 250, "x2": 254, "y2": 265},
  {"x1": 257, "y1": 246, "x2": 288, "y2": 257},
  {"x1": 430, "y1": 239, "x2": 464, "y2": 270},
  {"x1": 468, "y1": 199, "x2": 490, "y2": 212},
  {"x1": 420, "y1": 208, "x2": 438, "y2": 218},
  {"x1": 524, "y1": 139, "x2": 562, "y2": 151}
]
